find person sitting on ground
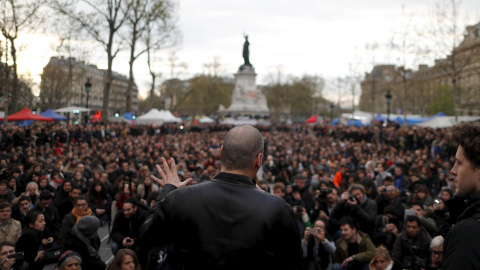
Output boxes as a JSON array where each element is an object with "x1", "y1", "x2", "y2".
[
  {"x1": 301, "y1": 218, "x2": 336, "y2": 270},
  {"x1": 106, "y1": 248, "x2": 140, "y2": 270},
  {"x1": 63, "y1": 216, "x2": 105, "y2": 270},
  {"x1": 0, "y1": 241, "x2": 28, "y2": 270},
  {"x1": 59, "y1": 195, "x2": 94, "y2": 245},
  {"x1": 32, "y1": 190, "x2": 61, "y2": 248},
  {"x1": 54, "y1": 250, "x2": 82, "y2": 270},
  {"x1": 429, "y1": 235, "x2": 443, "y2": 270},
  {"x1": 391, "y1": 215, "x2": 431, "y2": 269},
  {"x1": 0, "y1": 181, "x2": 14, "y2": 203},
  {"x1": 15, "y1": 211, "x2": 48, "y2": 270},
  {"x1": 12, "y1": 182, "x2": 39, "y2": 206},
  {"x1": 332, "y1": 217, "x2": 375, "y2": 270},
  {"x1": 11, "y1": 196, "x2": 32, "y2": 229},
  {"x1": 0, "y1": 201, "x2": 21, "y2": 245},
  {"x1": 111, "y1": 197, "x2": 148, "y2": 255},
  {"x1": 369, "y1": 246, "x2": 393, "y2": 270}
]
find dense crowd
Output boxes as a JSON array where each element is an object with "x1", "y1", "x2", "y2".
[{"x1": 0, "y1": 122, "x2": 458, "y2": 269}]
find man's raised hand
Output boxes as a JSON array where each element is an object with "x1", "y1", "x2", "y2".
[{"x1": 151, "y1": 157, "x2": 193, "y2": 188}]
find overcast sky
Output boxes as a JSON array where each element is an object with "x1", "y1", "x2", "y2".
[{"x1": 16, "y1": 0, "x2": 479, "y2": 103}]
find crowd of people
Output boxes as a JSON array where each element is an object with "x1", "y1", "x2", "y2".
[{"x1": 0, "y1": 121, "x2": 469, "y2": 269}]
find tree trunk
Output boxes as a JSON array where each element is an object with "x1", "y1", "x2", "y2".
[
  {"x1": 126, "y1": 32, "x2": 137, "y2": 112},
  {"x1": 10, "y1": 38, "x2": 18, "y2": 114},
  {"x1": 102, "y1": 31, "x2": 115, "y2": 122}
]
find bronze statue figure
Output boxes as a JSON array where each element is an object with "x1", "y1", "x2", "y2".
[{"x1": 243, "y1": 35, "x2": 251, "y2": 66}]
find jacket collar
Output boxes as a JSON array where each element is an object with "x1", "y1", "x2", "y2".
[
  {"x1": 339, "y1": 232, "x2": 364, "y2": 251},
  {"x1": 446, "y1": 191, "x2": 480, "y2": 222},
  {"x1": 212, "y1": 172, "x2": 256, "y2": 187}
]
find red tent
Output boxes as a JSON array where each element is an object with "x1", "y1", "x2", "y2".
[
  {"x1": 0, "y1": 107, "x2": 54, "y2": 122},
  {"x1": 305, "y1": 115, "x2": 318, "y2": 123}
]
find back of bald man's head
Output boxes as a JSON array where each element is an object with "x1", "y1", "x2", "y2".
[{"x1": 221, "y1": 125, "x2": 264, "y2": 171}]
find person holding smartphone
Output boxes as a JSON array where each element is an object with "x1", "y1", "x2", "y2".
[
  {"x1": 0, "y1": 241, "x2": 28, "y2": 270},
  {"x1": 301, "y1": 218, "x2": 336, "y2": 270},
  {"x1": 15, "y1": 211, "x2": 48, "y2": 270}
]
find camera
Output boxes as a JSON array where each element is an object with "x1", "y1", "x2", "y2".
[
  {"x1": 348, "y1": 195, "x2": 357, "y2": 202},
  {"x1": 408, "y1": 242, "x2": 430, "y2": 270},
  {"x1": 382, "y1": 187, "x2": 393, "y2": 192},
  {"x1": 311, "y1": 229, "x2": 318, "y2": 235},
  {"x1": 320, "y1": 188, "x2": 332, "y2": 195}
]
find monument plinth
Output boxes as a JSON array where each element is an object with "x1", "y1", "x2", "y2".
[{"x1": 219, "y1": 36, "x2": 270, "y2": 121}]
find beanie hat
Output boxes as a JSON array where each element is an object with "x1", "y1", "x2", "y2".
[{"x1": 76, "y1": 216, "x2": 100, "y2": 236}]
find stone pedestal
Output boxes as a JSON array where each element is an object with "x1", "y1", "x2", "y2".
[{"x1": 219, "y1": 65, "x2": 270, "y2": 117}]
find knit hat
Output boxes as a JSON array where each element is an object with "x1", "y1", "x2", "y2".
[{"x1": 76, "y1": 216, "x2": 100, "y2": 236}]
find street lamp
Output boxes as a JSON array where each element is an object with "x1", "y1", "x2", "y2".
[
  {"x1": 330, "y1": 103, "x2": 334, "y2": 124},
  {"x1": 385, "y1": 90, "x2": 392, "y2": 126},
  {"x1": 85, "y1": 78, "x2": 92, "y2": 123}
]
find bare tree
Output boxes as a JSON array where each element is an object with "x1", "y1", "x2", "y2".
[
  {"x1": 53, "y1": 0, "x2": 131, "y2": 121},
  {"x1": 427, "y1": 0, "x2": 477, "y2": 121},
  {"x1": 123, "y1": 0, "x2": 177, "y2": 112},
  {"x1": 388, "y1": 6, "x2": 421, "y2": 125},
  {"x1": 0, "y1": 0, "x2": 47, "y2": 114}
]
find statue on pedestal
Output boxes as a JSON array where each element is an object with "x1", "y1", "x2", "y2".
[{"x1": 243, "y1": 35, "x2": 251, "y2": 66}]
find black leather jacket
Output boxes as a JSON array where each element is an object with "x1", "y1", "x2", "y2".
[{"x1": 140, "y1": 172, "x2": 302, "y2": 270}]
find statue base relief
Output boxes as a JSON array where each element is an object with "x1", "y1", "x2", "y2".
[{"x1": 219, "y1": 65, "x2": 270, "y2": 125}]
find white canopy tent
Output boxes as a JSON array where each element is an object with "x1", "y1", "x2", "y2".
[
  {"x1": 136, "y1": 109, "x2": 182, "y2": 126},
  {"x1": 199, "y1": 116, "x2": 215, "y2": 123},
  {"x1": 415, "y1": 115, "x2": 480, "y2": 128},
  {"x1": 53, "y1": 106, "x2": 92, "y2": 113},
  {"x1": 159, "y1": 110, "x2": 182, "y2": 123}
]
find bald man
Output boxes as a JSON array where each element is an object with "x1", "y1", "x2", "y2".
[{"x1": 140, "y1": 125, "x2": 301, "y2": 269}]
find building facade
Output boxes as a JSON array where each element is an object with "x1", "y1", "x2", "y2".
[
  {"x1": 360, "y1": 22, "x2": 480, "y2": 116},
  {"x1": 40, "y1": 56, "x2": 139, "y2": 115}
]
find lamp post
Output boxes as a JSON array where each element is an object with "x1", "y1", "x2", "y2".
[
  {"x1": 84, "y1": 78, "x2": 92, "y2": 123},
  {"x1": 385, "y1": 90, "x2": 392, "y2": 126},
  {"x1": 330, "y1": 103, "x2": 334, "y2": 124}
]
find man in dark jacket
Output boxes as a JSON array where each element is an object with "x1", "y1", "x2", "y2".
[
  {"x1": 140, "y1": 125, "x2": 302, "y2": 269},
  {"x1": 391, "y1": 215, "x2": 431, "y2": 269},
  {"x1": 332, "y1": 184, "x2": 378, "y2": 235},
  {"x1": 111, "y1": 197, "x2": 148, "y2": 255},
  {"x1": 443, "y1": 122, "x2": 480, "y2": 269}
]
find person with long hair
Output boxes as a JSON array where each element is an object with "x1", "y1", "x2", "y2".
[
  {"x1": 15, "y1": 211, "x2": 48, "y2": 270},
  {"x1": 106, "y1": 248, "x2": 140, "y2": 270},
  {"x1": 88, "y1": 181, "x2": 111, "y2": 223},
  {"x1": 369, "y1": 246, "x2": 393, "y2": 270},
  {"x1": 301, "y1": 218, "x2": 335, "y2": 270}
]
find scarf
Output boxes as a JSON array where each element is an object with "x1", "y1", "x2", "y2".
[
  {"x1": 72, "y1": 225, "x2": 99, "y2": 258},
  {"x1": 71, "y1": 207, "x2": 93, "y2": 223}
]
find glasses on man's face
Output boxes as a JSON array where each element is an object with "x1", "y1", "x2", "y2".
[
  {"x1": 75, "y1": 203, "x2": 87, "y2": 207},
  {"x1": 0, "y1": 209, "x2": 11, "y2": 214},
  {"x1": 431, "y1": 250, "x2": 443, "y2": 257}
]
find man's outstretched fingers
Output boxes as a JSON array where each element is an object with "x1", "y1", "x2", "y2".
[{"x1": 169, "y1": 158, "x2": 178, "y2": 177}]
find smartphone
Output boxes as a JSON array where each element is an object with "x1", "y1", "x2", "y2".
[
  {"x1": 7, "y1": 252, "x2": 24, "y2": 268},
  {"x1": 7, "y1": 253, "x2": 23, "y2": 260}
]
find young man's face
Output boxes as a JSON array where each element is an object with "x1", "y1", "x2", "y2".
[
  {"x1": 19, "y1": 200, "x2": 31, "y2": 212},
  {"x1": 0, "y1": 206, "x2": 11, "y2": 221},
  {"x1": 0, "y1": 245, "x2": 15, "y2": 262},
  {"x1": 406, "y1": 221, "x2": 421, "y2": 238},
  {"x1": 340, "y1": 224, "x2": 356, "y2": 242},
  {"x1": 451, "y1": 145, "x2": 480, "y2": 196},
  {"x1": 273, "y1": 188, "x2": 285, "y2": 198}
]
